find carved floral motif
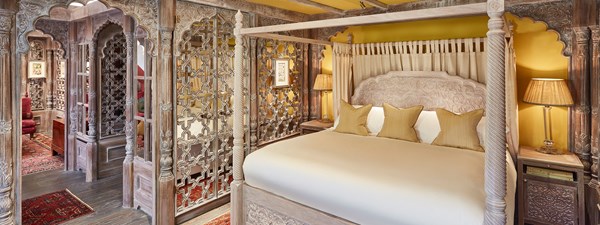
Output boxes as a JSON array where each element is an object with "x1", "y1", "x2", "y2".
[
  {"x1": 526, "y1": 179, "x2": 577, "y2": 225},
  {"x1": 246, "y1": 202, "x2": 308, "y2": 225},
  {"x1": 0, "y1": 120, "x2": 11, "y2": 135}
]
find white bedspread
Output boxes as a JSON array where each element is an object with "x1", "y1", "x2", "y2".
[{"x1": 243, "y1": 130, "x2": 516, "y2": 225}]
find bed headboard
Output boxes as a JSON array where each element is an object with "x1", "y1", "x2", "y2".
[{"x1": 351, "y1": 71, "x2": 486, "y2": 114}]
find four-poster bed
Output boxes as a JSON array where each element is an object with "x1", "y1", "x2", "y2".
[{"x1": 231, "y1": 1, "x2": 509, "y2": 225}]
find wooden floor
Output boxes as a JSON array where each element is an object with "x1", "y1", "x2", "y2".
[{"x1": 22, "y1": 170, "x2": 151, "y2": 225}]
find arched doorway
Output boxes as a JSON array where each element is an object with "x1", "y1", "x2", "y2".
[{"x1": 12, "y1": 1, "x2": 159, "y2": 224}]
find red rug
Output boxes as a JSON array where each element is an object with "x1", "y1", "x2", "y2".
[
  {"x1": 22, "y1": 134, "x2": 64, "y2": 175},
  {"x1": 205, "y1": 212, "x2": 230, "y2": 225},
  {"x1": 22, "y1": 189, "x2": 94, "y2": 225}
]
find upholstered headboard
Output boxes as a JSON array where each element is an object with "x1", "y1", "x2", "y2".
[{"x1": 351, "y1": 71, "x2": 486, "y2": 114}]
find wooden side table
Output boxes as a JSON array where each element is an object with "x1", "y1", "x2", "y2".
[
  {"x1": 52, "y1": 118, "x2": 65, "y2": 156},
  {"x1": 300, "y1": 120, "x2": 333, "y2": 135},
  {"x1": 517, "y1": 146, "x2": 584, "y2": 225}
]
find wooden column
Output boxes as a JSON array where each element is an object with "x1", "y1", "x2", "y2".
[
  {"x1": 231, "y1": 10, "x2": 244, "y2": 225},
  {"x1": 484, "y1": 0, "x2": 507, "y2": 225},
  {"x1": 45, "y1": 49, "x2": 53, "y2": 109},
  {"x1": 67, "y1": 23, "x2": 78, "y2": 171},
  {"x1": 86, "y1": 40, "x2": 98, "y2": 182},
  {"x1": 123, "y1": 16, "x2": 135, "y2": 209},
  {"x1": 156, "y1": 0, "x2": 176, "y2": 224},
  {"x1": 0, "y1": 8, "x2": 15, "y2": 225},
  {"x1": 308, "y1": 30, "x2": 322, "y2": 121},
  {"x1": 589, "y1": 25, "x2": 600, "y2": 225},
  {"x1": 571, "y1": 27, "x2": 591, "y2": 174}
]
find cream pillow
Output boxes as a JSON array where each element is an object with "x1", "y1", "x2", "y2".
[
  {"x1": 377, "y1": 104, "x2": 423, "y2": 142},
  {"x1": 432, "y1": 108, "x2": 484, "y2": 152},
  {"x1": 334, "y1": 101, "x2": 372, "y2": 136}
]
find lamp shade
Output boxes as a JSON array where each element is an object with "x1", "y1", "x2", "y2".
[
  {"x1": 523, "y1": 78, "x2": 574, "y2": 106},
  {"x1": 313, "y1": 74, "x2": 332, "y2": 91}
]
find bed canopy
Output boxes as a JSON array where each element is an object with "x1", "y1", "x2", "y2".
[{"x1": 231, "y1": 1, "x2": 509, "y2": 224}]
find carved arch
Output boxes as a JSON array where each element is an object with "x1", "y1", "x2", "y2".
[
  {"x1": 16, "y1": 0, "x2": 158, "y2": 55},
  {"x1": 507, "y1": 0, "x2": 572, "y2": 56}
]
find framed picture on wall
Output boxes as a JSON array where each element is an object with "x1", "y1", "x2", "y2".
[
  {"x1": 58, "y1": 60, "x2": 67, "y2": 78},
  {"x1": 273, "y1": 58, "x2": 290, "y2": 88},
  {"x1": 28, "y1": 61, "x2": 46, "y2": 79}
]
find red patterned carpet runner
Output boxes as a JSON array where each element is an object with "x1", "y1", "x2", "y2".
[
  {"x1": 22, "y1": 189, "x2": 94, "y2": 225},
  {"x1": 205, "y1": 212, "x2": 230, "y2": 225},
  {"x1": 22, "y1": 134, "x2": 63, "y2": 175}
]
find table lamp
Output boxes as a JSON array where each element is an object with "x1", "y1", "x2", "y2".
[
  {"x1": 313, "y1": 74, "x2": 332, "y2": 122},
  {"x1": 523, "y1": 78, "x2": 574, "y2": 155}
]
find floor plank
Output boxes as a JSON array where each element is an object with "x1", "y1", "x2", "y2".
[{"x1": 22, "y1": 170, "x2": 151, "y2": 225}]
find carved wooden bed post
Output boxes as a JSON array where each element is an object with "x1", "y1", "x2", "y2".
[
  {"x1": 231, "y1": 10, "x2": 245, "y2": 225},
  {"x1": 484, "y1": 0, "x2": 507, "y2": 225},
  {"x1": 0, "y1": 6, "x2": 15, "y2": 225}
]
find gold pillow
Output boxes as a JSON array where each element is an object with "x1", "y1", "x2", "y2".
[
  {"x1": 334, "y1": 101, "x2": 372, "y2": 136},
  {"x1": 377, "y1": 104, "x2": 424, "y2": 142},
  {"x1": 432, "y1": 108, "x2": 484, "y2": 152}
]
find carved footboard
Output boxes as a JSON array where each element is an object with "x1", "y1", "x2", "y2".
[{"x1": 242, "y1": 183, "x2": 356, "y2": 225}]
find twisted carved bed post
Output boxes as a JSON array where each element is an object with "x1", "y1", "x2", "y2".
[
  {"x1": 484, "y1": 0, "x2": 507, "y2": 225},
  {"x1": 231, "y1": 10, "x2": 245, "y2": 225}
]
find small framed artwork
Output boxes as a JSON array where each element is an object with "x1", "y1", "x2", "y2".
[
  {"x1": 58, "y1": 60, "x2": 67, "y2": 78},
  {"x1": 28, "y1": 61, "x2": 46, "y2": 79},
  {"x1": 273, "y1": 58, "x2": 290, "y2": 88}
]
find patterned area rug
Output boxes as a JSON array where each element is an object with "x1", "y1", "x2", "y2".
[
  {"x1": 205, "y1": 212, "x2": 230, "y2": 225},
  {"x1": 22, "y1": 134, "x2": 64, "y2": 175},
  {"x1": 22, "y1": 189, "x2": 94, "y2": 225}
]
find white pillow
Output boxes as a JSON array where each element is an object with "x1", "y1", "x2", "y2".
[
  {"x1": 415, "y1": 110, "x2": 486, "y2": 146},
  {"x1": 333, "y1": 105, "x2": 384, "y2": 135}
]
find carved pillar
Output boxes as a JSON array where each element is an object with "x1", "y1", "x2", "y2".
[
  {"x1": 484, "y1": 1, "x2": 507, "y2": 225},
  {"x1": 85, "y1": 41, "x2": 98, "y2": 182},
  {"x1": 46, "y1": 49, "x2": 53, "y2": 109},
  {"x1": 231, "y1": 10, "x2": 244, "y2": 225},
  {"x1": 67, "y1": 24, "x2": 78, "y2": 171},
  {"x1": 302, "y1": 42, "x2": 309, "y2": 122},
  {"x1": 571, "y1": 27, "x2": 591, "y2": 175},
  {"x1": 0, "y1": 9, "x2": 15, "y2": 225},
  {"x1": 308, "y1": 31, "x2": 323, "y2": 121},
  {"x1": 589, "y1": 25, "x2": 600, "y2": 225},
  {"x1": 122, "y1": 16, "x2": 135, "y2": 208},
  {"x1": 156, "y1": 0, "x2": 175, "y2": 223}
]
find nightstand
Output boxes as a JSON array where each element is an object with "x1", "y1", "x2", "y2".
[
  {"x1": 517, "y1": 146, "x2": 584, "y2": 225},
  {"x1": 300, "y1": 120, "x2": 333, "y2": 135}
]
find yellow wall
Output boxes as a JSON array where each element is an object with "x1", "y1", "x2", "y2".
[{"x1": 319, "y1": 13, "x2": 570, "y2": 151}]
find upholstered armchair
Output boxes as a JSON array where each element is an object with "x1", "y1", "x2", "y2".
[{"x1": 22, "y1": 97, "x2": 36, "y2": 138}]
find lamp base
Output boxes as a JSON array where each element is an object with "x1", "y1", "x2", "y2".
[{"x1": 535, "y1": 139, "x2": 564, "y2": 155}]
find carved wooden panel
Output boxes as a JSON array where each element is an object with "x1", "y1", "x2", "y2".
[
  {"x1": 100, "y1": 32, "x2": 127, "y2": 138},
  {"x1": 28, "y1": 78, "x2": 46, "y2": 110},
  {"x1": 35, "y1": 19, "x2": 69, "y2": 57},
  {"x1": 247, "y1": 202, "x2": 308, "y2": 225},
  {"x1": 525, "y1": 179, "x2": 577, "y2": 225},
  {"x1": 174, "y1": 8, "x2": 243, "y2": 214},
  {"x1": 55, "y1": 77, "x2": 65, "y2": 111},
  {"x1": 256, "y1": 39, "x2": 306, "y2": 145}
]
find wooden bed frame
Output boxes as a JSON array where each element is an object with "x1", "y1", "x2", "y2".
[{"x1": 230, "y1": 1, "x2": 508, "y2": 224}]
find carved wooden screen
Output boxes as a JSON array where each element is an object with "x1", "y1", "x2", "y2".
[
  {"x1": 174, "y1": 13, "x2": 241, "y2": 214},
  {"x1": 28, "y1": 40, "x2": 46, "y2": 110},
  {"x1": 256, "y1": 40, "x2": 306, "y2": 145},
  {"x1": 54, "y1": 50, "x2": 66, "y2": 112},
  {"x1": 100, "y1": 33, "x2": 127, "y2": 138}
]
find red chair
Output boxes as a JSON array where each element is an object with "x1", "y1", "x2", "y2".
[{"x1": 22, "y1": 97, "x2": 36, "y2": 138}]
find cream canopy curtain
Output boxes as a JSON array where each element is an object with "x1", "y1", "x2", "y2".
[
  {"x1": 351, "y1": 38, "x2": 488, "y2": 87},
  {"x1": 332, "y1": 43, "x2": 352, "y2": 117}
]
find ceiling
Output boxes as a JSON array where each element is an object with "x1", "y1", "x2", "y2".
[{"x1": 246, "y1": 0, "x2": 418, "y2": 15}]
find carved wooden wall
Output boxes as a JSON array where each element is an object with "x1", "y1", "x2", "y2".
[
  {"x1": 255, "y1": 39, "x2": 307, "y2": 146},
  {"x1": 173, "y1": 2, "x2": 249, "y2": 220}
]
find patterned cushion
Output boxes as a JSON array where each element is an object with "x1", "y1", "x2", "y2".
[
  {"x1": 377, "y1": 104, "x2": 423, "y2": 142},
  {"x1": 333, "y1": 101, "x2": 372, "y2": 136},
  {"x1": 432, "y1": 108, "x2": 484, "y2": 152}
]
